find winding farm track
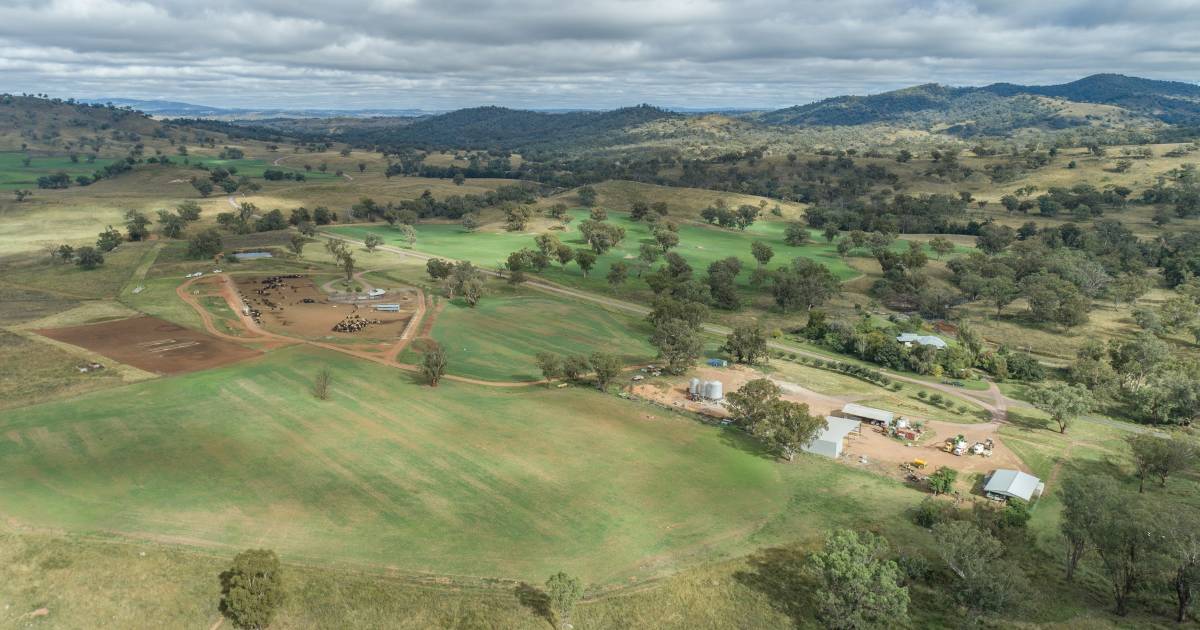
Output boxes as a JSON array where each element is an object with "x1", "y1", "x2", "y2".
[
  {"x1": 176, "y1": 273, "x2": 543, "y2": 388},
  {"x1": 272, "y1": 153, "x2": 354, "y2": 180},
  {"x1": 321, "y1": 230, "x2": 1014, "y2": 419}
]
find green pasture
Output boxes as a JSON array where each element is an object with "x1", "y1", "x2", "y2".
[
  {"x1": 0, "y1": 345, "x2": 922, "y2": 585},
  {"x1": 187, "y1": 157, "x2": 338, "y2": 181},
  {"x1": 0, "y1": 152, "x2": 118, "y2": 190},
  {"x1": 403, "y1": 292, "x2": 657, "y2": 381},
  {"x1": 330, "y1": 210, "x2": 869, "y2": 293}
]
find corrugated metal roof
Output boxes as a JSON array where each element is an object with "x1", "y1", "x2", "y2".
[
  {"x1": 841, "y1": 403, "x2": 894, "y2": 423},
  {"x1": 802, "y1": 417, "x2": 860, "y2": 459},
  {"x1": 897, "y1": 333, "x2": 949, "y2": 348},
  {"x1": 984, "y1": 469, "x2": 1041, "y2": 501}
]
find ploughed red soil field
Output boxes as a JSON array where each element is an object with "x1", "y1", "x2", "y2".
[{"x1": 37, "y1": 315, "x2": 259, "y2": 375}]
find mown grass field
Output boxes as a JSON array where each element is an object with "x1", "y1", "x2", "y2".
[
  {"x1": 0, "y1": 344, "x2": 924, "y2": 586},
  {"x1": 403, "y1": 292, "x2": 657, "y2": 381},
  {"x1": 0, "y1": 152, "x2": 118, "y2": 190}
]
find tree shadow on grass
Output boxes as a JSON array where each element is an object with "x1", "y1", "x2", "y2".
[
  {"x1": 1006, "y1": 410, "x2": 1051, "y2": 432},
  {"x1": 514, "y1": 582, "x2": 554, "y2": 628},
  {"x1": 732, "y1": 546, "x2": 815, "y2": 628},
  {"x1": 716, "y1": 426, "x2": 779, "y2": 460}
]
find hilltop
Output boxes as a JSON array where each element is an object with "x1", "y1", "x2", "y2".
[{"x1": 758, "y1": 74, "x2": 1200, "y2": 132}]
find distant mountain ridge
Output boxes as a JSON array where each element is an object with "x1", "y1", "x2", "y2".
[
  {"x1": 760, "y1": 74, "x2": 1200, "y2": 128},
  {"x1": 330, "y1": 104, "x2": 680, "y2": 150},
  {"x1": 80, "y1": 98, "x2": 441, "y2": 120}
]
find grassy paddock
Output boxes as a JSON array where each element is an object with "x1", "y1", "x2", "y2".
[
  {"x1": 0, "y1": 345, "x2": 924, "y2": 587},
  {"x1": 404, "y1": 289, "x2": 657, "y2": 381}
]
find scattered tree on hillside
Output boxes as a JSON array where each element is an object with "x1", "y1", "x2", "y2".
[
  {"x1": 783, "y1": 222, "x2": 810, "y2": 246},
  {"x1": 929, "y1": 236, "x2": 955, "y2": 259},
  {"x1": 771, "y1": 258, "x2": 840, "y2": 312},
  {"x1": 589, "y1": 352, "x2": 622, "y2": 391},
  {"x1": 650, "y1": 317, "x2": 703, "y2": 375},
  {"x1": 288, "y1": 233, "x2": 307, "y2": 258},
  {"x1": 311, "y1": 368, "x2": 332, "y2": 400},
  {"x1": 725, "y1": 379, "x2": 825, "y2": 460},
  {"x1": 807, "y1": 529, "x2": 910, "y2": 630},
  {"x1": 124, "y1": 209, "x2": 151, "y2": 242},
  {"x1": 220, "y1": 549, "x2": 284, "y2": 630},
  {"x1": 13, "y1": 189, "x2": 32, "y2": 202},
  {"x1": 932, "y1": 521, "x2": 1024, "y2": 616},
  {"x1": 1028, "y1": 382, "x2": 1092, "y2": 433},
  {"x1": 1160, "y1": 505, "x2": 1200, "y2": 623},
  {"x1": 426, "y1": 258, "x2": 454, "y2": 281},
  {"x1": 751, "y1": 240, "x2": 774, "y2": 266},
  {"x1": 576, "y1": 185, "x2": 597, "y2": 207},
  {"x1": 721, "y1": 324, "x2": 768, "y2": 365},
  {"x1": 363, "y1": 233, "x2": 383, "y2": 253},
  {"x1": 927, "y1": 466, "x2": 958, "y2": 495},
  {"x1": 544, "y1": 571, "x2": 583, "y2": 630},
  {"x1": 421, "y1": 342, "x2": 447, "y2": 387},
  {"x1": 1126, "y1": 434, "x2": 1196, "y2": 492},
  {"x1": 74, "y1": 246, "x2": 103, "y2": 270},
  {"x1": 607, "y1": 261, "x2": 629, "y2": 286},
  {"x1": 535, "y1": 352, "x2": 563, "y2": 384},
  {"x1": 574, "y1": 249, "x2": 596, "y2": 276},
  {"x1": 187, "y1": 229, "x2": 223, "y2": 260}
]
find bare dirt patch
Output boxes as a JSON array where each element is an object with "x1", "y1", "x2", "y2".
[
  {"x1": 37, "y1": 315, "x2": 259, "y2": 375},
  {"x1": 631, "y1": 364, "x2": 859, "y2": 417},
  {"x1": 844, "y1": 420, "x2": 1026, "y2": 478},
  {"x1": 233, "y1": 274, "x2": 417, "y2": 342},
  {"x1": 635, "y1": 364, "x2": 1025, "y2": 479}
]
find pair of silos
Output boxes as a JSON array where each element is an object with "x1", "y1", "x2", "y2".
[{"x1": 688, "y1": 378, "x2": 723, "y2": 401}]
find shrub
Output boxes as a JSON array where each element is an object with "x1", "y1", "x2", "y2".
[
  {"x1": 914, "y1": 497, "x2": 955, "y2": 528},
  {"x1": 917, "y1": 390, "x2": 928, "y2": 399}
]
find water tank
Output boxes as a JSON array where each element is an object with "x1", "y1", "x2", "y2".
[
  {"x1": 689, "y1": 378, "x2": 701, "y2": 396},
  {"x1": 709, "y1": 380, "x2": 724, "y2": 400},
  {"x1": 702, "y1": 381, "x2": 715, "y2": 400}
]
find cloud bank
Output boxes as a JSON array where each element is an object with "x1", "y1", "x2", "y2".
[{"x1": 0, "y1": 0, "x2": 1197, "y2": 109}]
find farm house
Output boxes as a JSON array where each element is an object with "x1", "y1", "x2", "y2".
[
  {"x1": 983, "y1": 469, "x2": 1044, "y2": 502},
  {"x1": 840, "y1": 403, "x2": 894, "y2": 427},
  {"x1": 802, "y1": 416, "x2": 862, "y2": 459}
]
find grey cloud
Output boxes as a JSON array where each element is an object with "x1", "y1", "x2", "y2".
[{"x1": 0, "y1": 0, "x2": 1197, "y2": 109}]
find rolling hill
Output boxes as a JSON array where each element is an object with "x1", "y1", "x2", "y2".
[{"x1": 759, "y1": 74, "x2": 1200, "y2": 131}]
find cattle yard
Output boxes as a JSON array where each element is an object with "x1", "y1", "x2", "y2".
[{"x1": 233, "y1": 274, "x2": 418, "y2": 341}]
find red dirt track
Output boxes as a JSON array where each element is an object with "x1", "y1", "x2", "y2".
[{"x1": 37, "y1": 315, "x2": 260, "y2": 375}]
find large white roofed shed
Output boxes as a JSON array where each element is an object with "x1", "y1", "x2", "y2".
[
  {"x1": 802, "y1": 416, "x2": 861, "y2": 459},
  {"x1": 984, "y1": 469, "x2": 1043, "y2": 502},
  {"x1": 841, "y1": 403, "x2": 894, "y2": 425}
]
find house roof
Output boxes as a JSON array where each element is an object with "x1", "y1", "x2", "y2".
[
  {"x1": 841, "y1": 403, "x2": 894, "y2": 423},
  {"x1": 811, "y1": 416, "x2": 861, "y2": 445},
  {"x1": 984, "y1": 469, "x2": 1042, "y2": 501},
  {"x1": 896, "y1": 333, "x2": 949, "y2": 348}
]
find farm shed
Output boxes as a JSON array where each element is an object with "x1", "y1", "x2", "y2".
[
  {"x1": 984, "y1": 469, "x2": 1044, "y2": 502},
  {"x1": 802, "y1": 416, "x2": 861, "y2": 459},
  {"x1": 841, "y1": 403, "x2": 894, "y2": 426},
  {"x1": 896, "y1": 333, "x2": 949, "y2": 349}
]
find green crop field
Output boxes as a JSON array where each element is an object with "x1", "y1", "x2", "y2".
[
  {"x1": 0, "y1": 345, "x2": 922, "y2": 585},
  {"x1": 0, "y1": 152, "x2": 118, "y2": 190},
  {"x1": 404, "y1": 292, "x2": 657, "y2": 381}
]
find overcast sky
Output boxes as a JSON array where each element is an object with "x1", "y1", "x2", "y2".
[{"x1": 1, "y1": 0, "x2": 1198, "y2": 110}]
